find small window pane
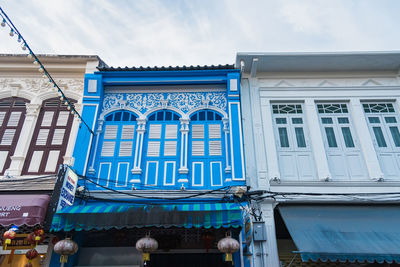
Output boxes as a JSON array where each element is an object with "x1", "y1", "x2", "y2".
[
  {"x1": 199, "y1": 111, "x2": 205, "y2": 121},
  {"x1": 292, "y1": 118, "x2": 303, "y2": 124},
  {"x1": 215, "y1": 113, "x2": 222, "y2": 120},
  {"x1": 385, "y1": 117, "x2": 397, "y2": 123},
  {"x1": 325, "y1": 127, "x2": 337, "y2": 147},
  {"x1": 341, "y1": 127, "x2": 355, "y2": 148},
  {"x1": 276, "y1": 118, "x2": 287, "y2": 124},
  {"x1": 165, "y1": 111, "x2": 172, "y2": 120},
  {"x1": 321, "y1": 118, "x2": 333, "y2": 124},
  {"x1": 278, "y1": 128, "x2": 289, "y2": 148},
  {"x1": 373, "y1": 127, "x2": 387, "y2": 147},
  {"x1": 338, "y1": 117, "x2": 349, "y2": 124},
  {"x1": 368, "y1": 117, "x2": 380, "y2": 123},
  {"x1": 114, "y1": 112, "x2": 122, "y2": 121},
  {"x1": 149, "y1": 114, "x2": 156, "y2": 121},
  {"x1": 173, "y1": 114, "x2": 180, "y2": 120},
  {"x1": 389, "y1": 126, "x2": 400, "y2": 147},
  {"x1": 191, "y1": 114, "x2": 198, "y2": 121},
  {"x1": 207, "y1": 111, "x2": 214, "y2": 121},
  {"x1": 157, "y1": 112, "x2": 163, "y2": 121},
  {"x1": 295, "y1": 127, "x2": 306, "y2": 148},
  {"x1": 105, "y1": 114, "x2": 113, "y2": 121},
  {"x1": 122, "y1": 112, "x2": 130, "y2": 121}
]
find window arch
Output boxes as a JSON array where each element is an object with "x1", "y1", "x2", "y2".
[
  {"x1": 22, "y1": 98, "x2": 75, "y2": 174},
  {"x1": 142, "y1": 110, "x2": 181, "y2": 187},
  {"x1": 96, "y1": 110, "x2": 138, "y2": 188},
  {"x1": 189, "y1": 110, "x2": 225, "y2": 187},
  {"x1": 0, "y1": 97, "x2": 28, "y2": 175}
]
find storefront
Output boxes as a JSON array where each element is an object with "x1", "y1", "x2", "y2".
[
  {"x1": 0, "y1": 194, "x2": 50, "y2": 267},
  {"x1": 277, "y1": 205, "x2": 400, "y2": 266},
  {"x1": 49, "y1": 200, "x2": 250, "y2": 267}
]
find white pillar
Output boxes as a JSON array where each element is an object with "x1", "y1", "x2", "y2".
[
  {"x1": 222, "y1": 118, "x2": 231, "y2": 175},
  {"x1": 178, "y1": 118, "x2": 189, "y2": 183},
  {"x1": 258, "y1": 200, "x2": 279, "y2": 267},
  {"x1": 260, "y1": 99, "x2": 280, "y2": 183},
  {"x1": 349, "y1": 98, "x2": 383, "y2": 179},
  {"x1": 131, "y1": 118, "x2": 146, "y2": 182},
  {"x1": 63, "y1": 103, "x2": 82, "y2": 166},
  {"x1": 6, "y1": 103, "x2": 41, "y2": 176},
  {"x1": 304, "y1": 98, "x2": 331, "y2": 180}
]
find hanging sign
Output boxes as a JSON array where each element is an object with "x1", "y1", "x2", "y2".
[
  {"x1": 2, "y1": 234, "x2": 30, "y2": 250},
  {"x1": 55, "y1": 167, "x2": 78, "y2": 212}
]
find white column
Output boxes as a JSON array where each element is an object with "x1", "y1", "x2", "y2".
[
  {"x1": 131, "y1": 118, "x2": 146, "y2": 181},
  {"x1": 178, "y1": 118, "x2": 189, "y2": 181},
  {"x1": 259, "y1": 200, "x2": 280, "y2": 267},
  {"x1": 63, "y1": 103, "x2": 82, "y2": 166},
  {"x1": 304, "y1": 98, "x2": 331, "y2": 180},
  {"x1": 350, "y1": 98, "x2": 383, "y2": 179},
  {"x1": 87, "y1": 118, "x2": 104, "y2": 175},
  {"x1": 222, "y1": 118, "x2": 231, "y2": 175},
  {"x1": 260, "y1": 99, "x2": 280, "y2": 182},
  {"x1": 6, "y1": 103, "x2": 41, "y2": 176}
]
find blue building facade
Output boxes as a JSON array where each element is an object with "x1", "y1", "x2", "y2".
[{"x1": 50, "y1": 65, "x2": 250, "y2": 267}]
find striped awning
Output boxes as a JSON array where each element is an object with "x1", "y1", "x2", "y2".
[{"x1": 51, "y1": 202, "x2": 243, "y2": 232}]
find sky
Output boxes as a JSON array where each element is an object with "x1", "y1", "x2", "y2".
[{"x1": 1, "y1": 0, "x2": 400, "y2": 67}]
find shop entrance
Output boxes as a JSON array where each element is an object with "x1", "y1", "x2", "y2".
[{"x1": 150, "y1": 253, "x2": 231, "y2": 267}]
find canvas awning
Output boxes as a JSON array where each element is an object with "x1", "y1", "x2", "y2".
[
  {"x1": 51, "y1": 202, "x2": 243, "y2": 231},
  {"x1": 279, "y1": 205, "x2": 400, "y2": 264},
  {"x1": 0, "y1": 194, "x2": 50, "y2": 227}
]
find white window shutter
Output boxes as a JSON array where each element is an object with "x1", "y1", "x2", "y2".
[
  {"x1": 101, "y1": 141, "x2": 116, "y2": 157},
  {"x1": 28, "y1": 150, "x2": 44, "y2": 172},
  {"x1": 147, "y1": 141, "x2": 160, "y2": 156},
  {"x1": 7, "y1": 112, "x2": 22, "y2": 127},
  {"x1": 192, "y1": 141, "x2": 204, "y2": 156},
  {"x1": 121, "y1": 125, "x2": 135, "y2": 139},
  {"x1": 104, "y1": 125, "x2": 118, "y2": 139},
  {"x1": 209, "y1": 124, "x2": 221, "y2": 139},
  {"x1": 56, "y1": 111, "x2": 70, "y2": 126},
  {"x1": 0, "y1": 112, "x2": 6, "y2": 127},
  {"x1": 36, "y1": 129, "x2": 50, "y2": 145},
  {"x1": 1, "y1": 129, "x2": 16, "y2": 145},
  {"x1": 192, "y1": 125, "x2": 204, "y2": 139},
  {"x1": 149, "y1": 124, "x2": 162, "y2": 139},
  {"x1": 164, "y1": 141, "x2": 177, "y2": 156},
  {"x1": 41, "y1": 111, "x2": 54, "y2": 127},
  {"x1": 119, "y1": 141, "x2": 133, "y2": 156},
  {"x1": 165, "y1": 125, "x2": 177, "y2": 139},
  {"x1": 209, "y1": 140, "x2": 222, "y2": 155},
  {"x1": 51, "y1": 129, "x2": 65, "y2": 145}
]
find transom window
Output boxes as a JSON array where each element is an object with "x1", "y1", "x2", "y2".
[
  {"x1": 317, "y1": 104, "x2": 348, "y2": 114},
  {"x1": 272, "y1": 104, "x2": 303, "y2": 114},
  {"x1": 363, "y1": 103, "x2": 395, "y2": 113}
]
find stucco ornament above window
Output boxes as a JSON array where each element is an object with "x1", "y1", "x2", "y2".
[{"x1": 103, "y1": 92, "x2": 227, "y2": 114}]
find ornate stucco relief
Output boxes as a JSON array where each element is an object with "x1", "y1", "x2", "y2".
[
  {"x1": 103, "y1": 92, "x2": 227, "y2": 114},
  {"x1": 0, "y1": 78, "x2": 84, "y2": 95}
]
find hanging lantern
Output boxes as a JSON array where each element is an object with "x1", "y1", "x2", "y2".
[
  {"x1": 135, "y1": 235, "x2": 158, "y2": 262},
  {"x1": 25, "y1": 248, "x2": 38, "y2": 260},
  {"x1": 27, "y1": 229, "x2": 45, "y2": 246},
  {"x1": 217, "y1": 232, "x2": 240, "y2": 262},
  {"x1": 53, "y1": 238, "x2": 78, "y2": 265},
  {"x1": 3, "y1": 229, "x2": 16, "y2": 250}
]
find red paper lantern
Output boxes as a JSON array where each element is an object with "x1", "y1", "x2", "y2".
[
  {"x1": 3, "y1": 230, "x2": 16, "y2": 249},
  {"x1": 27, "y1": 230, "x2": 45, "y2": 245},
  {"x1": 25, "y1": 248, "x2": 38, "y2": 260}
]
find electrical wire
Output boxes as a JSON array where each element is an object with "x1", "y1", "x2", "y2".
[{"x1": 0, "y1": 7, "x2": 94, "y2": 135}]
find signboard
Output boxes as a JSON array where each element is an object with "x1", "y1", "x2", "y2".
[
  {"x1": 55, "y1": 167, "x2": 78, "y2": 212},
  {"x1": 2, "y1": 234, "x2": 30, "y2": 250}
]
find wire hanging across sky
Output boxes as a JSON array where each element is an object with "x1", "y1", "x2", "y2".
[{"x1": 0, "y1": 7, "x2": 94, "y2": 135}]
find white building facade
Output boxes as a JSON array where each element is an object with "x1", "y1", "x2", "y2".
[{"x1": 237, "y1": 52, "x2": 400, "y2": 266}]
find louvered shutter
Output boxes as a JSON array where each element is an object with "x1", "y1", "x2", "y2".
[
  {"x1": 121, "y1": 125, "x2": 135, "y2": 139},
  {"x1": 51, "y1": 129, "x2": 65, "y2": 145},
  {"x1": 119, "y1": 141, "x2": 133, "y2": 156},
  {"x1": 192, "y1": 125, "x2": 204, "y2": 139},
  {"x1": 56, "y1": 111, "x2": 70, "y2": 126},
  {"x1": 0, "y1": 112, "x2": 6, "y2": 126},
  {"x1": 41, "y1": 111, "x2": 54, "y2": 126},
  {"x1": 36, "y1": 129, "x2": 49, "y2": 145},
  {"x1": 149, "y1": 124, "x2": 162, "y2": 139},
  {"x1": 192, "y1": 141, "x2": 204, "y2": 156},
  {"x1": 164, "y1": 141, "x2": 177, "y2": 156},
  {"x1": 209, "y1": 124, "x2": 221, "y2": 139},
  {"x1": 209, "y1": 140, "x2": 222, "y2": 155},
  {"x1": 7, "y1": 112, "x2": 21, "y2": 127},
  {"x1": 147, "y1": 141, "x2": 160, "y2": 156},
  {"x1": 165, "y1": 125, "x2": 177, "y2": 139},
  {"x1": 1, "y1": 129, "x2": 16, "y2": 145},
  {"x1": 101, "y1": 141, "x2": 116, "y2": 157},
  {"x1": 104, "y1": 125, "x2": 118, "y2": 139}
]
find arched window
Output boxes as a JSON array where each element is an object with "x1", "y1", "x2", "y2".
[
  {"x1": 23, "y1": 98, "x2": 75, "y2": 174},
  {"x1": 189, "y1": 110, "x2": 225, "y2": 187},
  {"x1": 143, "y1": 110, "x2": 181, "y2": 186},
  {"x1": 96, "y1": 110, "x2": 138, "y2": 188},
  {"x1": 0, "y1": 98, "x2": 28, "y2": 175}
]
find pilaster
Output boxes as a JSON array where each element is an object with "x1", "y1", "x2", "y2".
[
  {"x1": 131, "y1": 118, "x2": 146, "y2": 182},
  {"x1": 178, "y1": 118, "x2": 189, "y2": 183},
  {"x1": 63, "y1": 103, "x2": 82, "y2": 166}
]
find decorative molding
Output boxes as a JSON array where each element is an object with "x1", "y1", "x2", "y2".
[
  {"x1": 25, "y1": 103, "x2": 41, "y2": 116},
  {"x1": 0, "y1": 78, "x2": 84, "y2": 97},
  {"x1": 103, "y1": 92, "x2": 227, "y2": 114}
]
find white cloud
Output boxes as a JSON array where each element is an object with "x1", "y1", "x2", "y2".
[{"x1": 1, "y1": 0, "x2": 400, "y2": 67}]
